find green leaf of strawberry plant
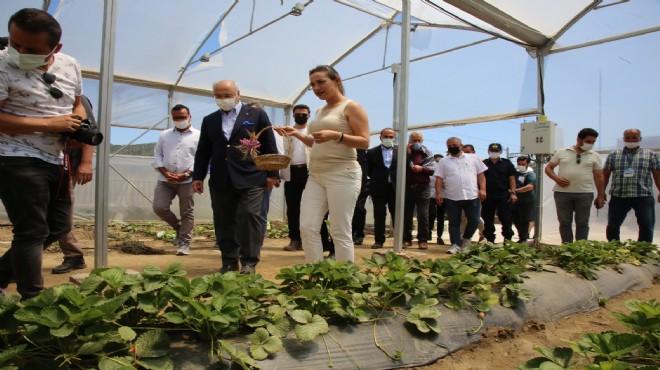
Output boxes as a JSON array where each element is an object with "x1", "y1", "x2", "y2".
[{"x1": 250, "y1": 327, "x2": 283, "y2": 360}]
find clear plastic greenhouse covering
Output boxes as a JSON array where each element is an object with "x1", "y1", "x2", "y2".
[{"x1": 1, "y1": 1, "x2": 659, "y2": 244}]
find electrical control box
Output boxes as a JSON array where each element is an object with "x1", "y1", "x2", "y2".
[{"x1": 520, "y1": 121, "x2": 561, "y2": 155}]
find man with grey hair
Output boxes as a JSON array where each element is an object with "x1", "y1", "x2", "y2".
[
  {"x1": 603, "y1": 128, "x2": 660, "y2": 243},
  {"x1": 192, "y1": 80, "x2": 279, "y2": 274},
  {"x1": 434, "y1": 137, "x2": 487, "y2": 254},
  {"x1": 403, "y1": 131, "x2": 435, "y2": 249}
]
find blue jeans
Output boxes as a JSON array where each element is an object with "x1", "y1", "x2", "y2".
[
  {"x1": 553, "y1": 192, "x2": 594, "y2": 243},
  {"x1": 445, "y1": 198, "x2": 481, "y2": 246},
  {"x1": 0, "y1": 157, "x2": 72, "y2": 298},
  {"x1": 606, "y1": 195, "x2": 655, "y2": 243}
]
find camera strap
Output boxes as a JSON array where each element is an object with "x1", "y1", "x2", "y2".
[{"x1": 55, "y1": 148, "x2": 72, "y2": 202}]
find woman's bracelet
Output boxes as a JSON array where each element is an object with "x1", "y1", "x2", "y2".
[{"x1": 337, "y1": 132, "x2": 344, "y2": 143}]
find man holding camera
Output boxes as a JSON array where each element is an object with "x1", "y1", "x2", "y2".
[{"x1": 0, "y1": 8, "x2": 85, "y2": 298}]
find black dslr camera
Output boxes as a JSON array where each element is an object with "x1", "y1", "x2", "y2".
[
  {"x1": 69, "y1": 119, "x2": 103, "y2": 146},
  {"x1": 68, "y1": 95, "x2": 103, "y2": 146}
]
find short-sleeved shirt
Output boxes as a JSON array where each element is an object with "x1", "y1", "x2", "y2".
[
  {"x1": 549, "y1": 147, "x2": 603, "y2": 193},
  {"x1": 434, "y1": 153, "x2": 487, "y2": 201},
  {"x1": 515, "y1": 169, "x2": 536, "y2": 203},
  {"x1": 604, "y1": 147, "x2": 660, "y2": 198},
  {"x1": 0, "y1": 51, "x2": 83, "y2": 165},
  {"x1": 483, "y1": 158, "x2": 516, "y2": 194}
]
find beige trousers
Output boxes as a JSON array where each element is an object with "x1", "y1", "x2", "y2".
[{"x1": 300, "y1": 167, "x2": 361, "y2": 262}]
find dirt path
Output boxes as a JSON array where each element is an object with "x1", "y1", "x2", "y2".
[{"x1": 0, "y1": 224, "x2": 656, "y2": 369}]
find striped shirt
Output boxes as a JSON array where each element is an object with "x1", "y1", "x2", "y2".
[{"x1": 604, "y1": 147, "x2": 659, "y2": 198}]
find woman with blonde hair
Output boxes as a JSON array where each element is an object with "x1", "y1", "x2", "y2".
[{"x1": 275, "y1": 65, "x2": 369, "y2": 262}]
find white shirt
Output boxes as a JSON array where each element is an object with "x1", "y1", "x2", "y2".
[
  {"x1": 290, "y1": 126, "x2": 308, "y2": 165},
  {"x1": 434, "y1": 153, "x2": 487, "y2": 200},
  {"x1": 153, "y1": 126, "x2": 200, "y2": 183},
  {"x1": 0, "y1": 51, "x2": 83, "y2": 165},
  {"x1": 221, "y1": 101, "x2": 242, "y2": 139}
]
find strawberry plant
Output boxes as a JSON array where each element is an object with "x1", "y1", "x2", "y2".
[{"x1": 519, "y1": 299, "x2": 660, "y2": 369}]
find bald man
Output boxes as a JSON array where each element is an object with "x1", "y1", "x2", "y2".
[{"x1": 192, "y1": 80, "x2": 279, "y2": 274}]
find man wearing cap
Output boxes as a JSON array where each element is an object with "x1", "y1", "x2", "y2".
[{"x1": 481, "y1": 143, "x2": 517, "y2": 243}]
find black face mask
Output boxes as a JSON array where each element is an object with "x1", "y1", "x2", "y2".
[
  {"x1": 294, "y1": 114, "x2": 308, "y2": 125},
  {"x1": 447, "y1": 146, "x2": 461, "y2": 155}
]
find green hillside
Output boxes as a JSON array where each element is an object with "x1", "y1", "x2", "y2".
[{"x1": 109, "y1": 143, "x2": 156, "y2": 156}]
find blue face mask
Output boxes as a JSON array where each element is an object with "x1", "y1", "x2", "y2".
[{"x1": 411, "y1": 143, "x2": 422, "y2": 151}]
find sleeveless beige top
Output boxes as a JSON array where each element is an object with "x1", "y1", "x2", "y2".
[{"x1": 308, "y1": 99, "x2": 359, "y2": 174}]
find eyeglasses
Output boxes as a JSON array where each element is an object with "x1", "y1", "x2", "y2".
[
  {"x1": 576, "y1": 153, "x2": 582, "y2": 164},
  {"x1": 42, "y1": 72, "x2": 63, "y2": 99}
]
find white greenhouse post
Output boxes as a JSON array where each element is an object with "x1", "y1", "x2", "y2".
[
  {"x1": 95, "y1": 0, "x2": 117, "y2": 267},
  {"x1": 392, "y1": 0, "x2": 411, "y2": 252},
  {"x1": 533, "y1": 51, "x2": 545, "y2": 247}
]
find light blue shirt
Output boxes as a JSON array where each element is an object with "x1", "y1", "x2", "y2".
[
  {"x1": 221, "y1": 101, "x2": 242, "y2": 139},
  {"x1": 382, "y1": 145, "x2": 393, "y2": 168}
]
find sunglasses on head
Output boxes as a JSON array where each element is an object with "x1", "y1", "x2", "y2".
[{"x1": 42, "y1": 72, "x2": 63, "y2": 99}]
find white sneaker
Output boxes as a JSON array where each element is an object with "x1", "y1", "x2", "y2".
[
  {"x1": 447, "y1": 245, "x2": 462, "y2": 254},
  {"x1": 176, "y1": 245, "x2": 190, "y2": 256},
  {"x1": 461, "y1": 238, "x2": 472, "y2": 252}
]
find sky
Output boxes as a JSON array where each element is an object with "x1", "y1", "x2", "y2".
[{"x1": 2, "y1": 0, "x2": 659, "y2": 158}]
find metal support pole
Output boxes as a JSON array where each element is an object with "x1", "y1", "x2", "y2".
[
  {"x1": 392, "y1": 1, "x2": 411, "y2": 252},
  {"x1": 94, "y1": 0, "x2": 117, "y2": 267}
]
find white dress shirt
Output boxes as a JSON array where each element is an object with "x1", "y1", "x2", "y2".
[
  {"x1": 434, "y1": 153, "x2": 487, "y2": 200},
  {"x1": 153, "y1": 126, "x2": 201, "y2": 183}
]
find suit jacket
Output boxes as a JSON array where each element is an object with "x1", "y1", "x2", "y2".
[
  {"x1": 367, "y1": 144, "x2": 397, "y2": 197},
  {"x1": 193, "y1": 104, "x2": 278, "y2": 190}
]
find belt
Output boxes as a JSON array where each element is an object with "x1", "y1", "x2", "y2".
[
  {"x1": 290, "y1": 164, "x2": 307, "y2": 168},
  {"x1": 407, "y1": 183, "x2": 428, "y2": 190}
]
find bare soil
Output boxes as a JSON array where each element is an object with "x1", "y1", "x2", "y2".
[{"x1": 0, "y1": 223, "x2": 657, "y2": 370}]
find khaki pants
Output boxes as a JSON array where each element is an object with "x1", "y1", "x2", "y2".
[{"x1": 152, "y1": 181, "x2": 195, "y2": 246}]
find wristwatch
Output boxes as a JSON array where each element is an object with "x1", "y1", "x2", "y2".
[
  {"x1": 509, "y1": 189, "x2": 517, "y2": 194},
  {"x1": 184, "y1": 172, "x2": 191, "y2": 179}
]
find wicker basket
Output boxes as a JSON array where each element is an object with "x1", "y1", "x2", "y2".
[{"x1": 254, "y1": 154, "x2": 291, "y2": 171}]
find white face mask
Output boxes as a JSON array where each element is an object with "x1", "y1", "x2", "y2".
[
  {"x1": 7, "y1": 45, "x2": 53, "y2": 70},
  {"x1": 216, "y1": 98, "x2": 236, "y2": 111},
  {"x1": 624, "y1": 142, "x2": 640, "y2": 149},
  {"x1": 489, "y1": 152, "x2": 500, "y2": 159},
  {"x1": 382, "y1": 138, "x2": 394, "y2": 148},
  {"x1": 517, "y1": 165, "x2": 527, "y2": 172},
  {"x1": 173, "y1": 119, "x2": 190, "y2": 130},
  {"x1": 580, "y1": 143, "x2": 594, "y2": 151}
]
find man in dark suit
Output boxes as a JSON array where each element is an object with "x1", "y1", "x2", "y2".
[
  {"x1": 367, "y1": 128, "x2": 397, "y2": 249},
  {"x1": 192, "y1": 80, "x2": 279, "y2": 274}
]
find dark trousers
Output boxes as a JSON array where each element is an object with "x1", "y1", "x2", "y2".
[
  {"x1": 445, "y1": 198, "x2": 481, "y2": 246},
  {"x1": 511, "y1": 201, "x2": 534, "y2": 242},
  {"x1": 554, "y1": 192, "x2": 594, "y2": 243},
  {"x1": 403, "y1": 185, "x2": 430, "y2": 242},
  {"x1": 606, "y1": 195, "x2": 655, "y2": 243},
  {"x1": 211, "y1": 185, "x2": 264, "y2": 268},
  {"x1": 481, "y1": 192, "x2": 514, "y2": 242},
  {"x1": 284, "y1": 166, "x2": 308, "y2": 242},
  {"x1": 351, "y1": 183, "x2": 369, "y2": 240},
  {"x1": 259, "y1": 188, "x2": 272, "y2": 249},
  {"x1": 0, "y1": 157, "x2": 72, "y2": 298},
  {"x1": 372, "y1": 185, "x2": 396, "y2": 244},
  {"x1": 428, "y1": 198, "x2": 446, "y2": 240}
]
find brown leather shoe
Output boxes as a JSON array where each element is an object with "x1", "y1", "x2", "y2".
[
  {"x1": 418, "y1": 242, "x2": 428, "y2": 250},
  {"x1": 403, "y1": 240, "x2": 413, "y2": 247},
  {"x1": 371, "y1": 242, "x2": 383, "y2": 249}
]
